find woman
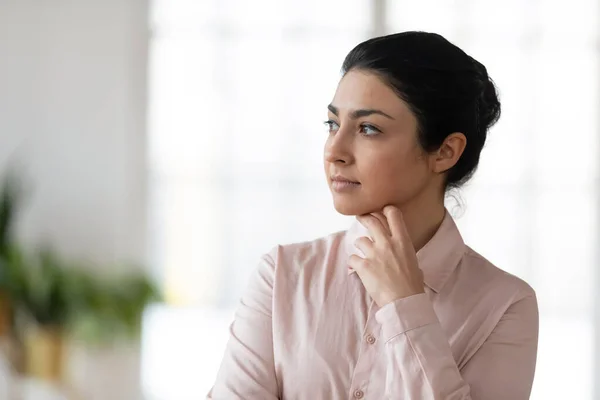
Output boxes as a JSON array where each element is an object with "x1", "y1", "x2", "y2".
[{"x1": 208, "y1": 32, "x2": 538, "y2": 399}]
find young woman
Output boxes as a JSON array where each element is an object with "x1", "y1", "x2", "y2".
[{"x1": 208, "y1": 31, "x2": 538, "y2": 400}]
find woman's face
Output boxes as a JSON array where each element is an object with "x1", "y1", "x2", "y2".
[{"x1": 324, "y1": 69, "x2": 439, "y2": 216}]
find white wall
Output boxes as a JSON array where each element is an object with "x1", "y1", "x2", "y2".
[
  {"x1": 0, "y1": 1, "x2": 149, "y2": 399},
  {"x1": 0, "y1": 0, "x2": 149, "y2": 269}
]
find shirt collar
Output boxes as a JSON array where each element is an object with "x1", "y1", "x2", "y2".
[{"x1": 344, "y1": 210, "x2": 465, "y2": 293}]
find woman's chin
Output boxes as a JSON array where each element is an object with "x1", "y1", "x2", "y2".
[
  {"x1": 332, "y1": 198, "x2": 370, "y2": 216},
  {"x1": 331, "y1": 194, "x2": 397, "y2": 216}
]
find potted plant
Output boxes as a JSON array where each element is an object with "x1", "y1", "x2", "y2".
[
  {"x1": 0, "y1": 172, "x2": 23, "y2": 339},
  {"x1": 11, "y1": 249, "x2": 161, "y2": 383},
  {"x1": 69, "y1": 268, "x2": 162, "y2": 345},
  {"x1": 0, "y1": 169, "x2": 163, "y2": 392},
  {"x1": 17, "y1": 249, "x2": 74, "y2": 382}
]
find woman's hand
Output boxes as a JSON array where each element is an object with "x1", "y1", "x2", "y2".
[{"x1": 349, "y1": 205, "x2": 425, "y2": 307}]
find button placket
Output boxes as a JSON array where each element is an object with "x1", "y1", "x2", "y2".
[{"x1": 349, "y1": 300, "x2": 381, "y2": 399}]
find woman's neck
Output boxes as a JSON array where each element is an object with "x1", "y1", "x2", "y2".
[{"x1": 399, "y1": 196, "x2": 446, "y2": 252}]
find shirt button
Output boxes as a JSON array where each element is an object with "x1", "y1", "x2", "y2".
[
  {"x1": 366, "y1": 334, "x2": 376, "y2": 344},
  {"x1": 354, "y1": 389, "x2": 364, "y2": 399}
]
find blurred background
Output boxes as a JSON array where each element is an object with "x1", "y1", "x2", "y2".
[{"x1": 0, "y1": 0, "x2": 598, "y2": 399}]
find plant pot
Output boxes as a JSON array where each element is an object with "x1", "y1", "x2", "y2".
[
  {"x1": 0, "y1": 290, "x2": 11, "y2": 338},
  {"x1": 24, "y1": 325, "x2": 65, "y2": 382}
]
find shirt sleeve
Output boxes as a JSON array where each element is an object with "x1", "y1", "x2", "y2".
[
  {"x1": 375, "y1": 292, "x2": 539, "y2": 399},
  {"x1": 207, "y1": 253, "x2": 280, "y2": 400}
]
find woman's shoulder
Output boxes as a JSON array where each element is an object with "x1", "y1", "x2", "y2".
[
  {"x1": 460, "y1": 246, "x2": 536, "y2": 302},
  {"x1": 260, "y1": 228, "x2": 351, "y2": 279},
  {"x1": 268, "y1": 229, "x2": 346, "y2": 263}
]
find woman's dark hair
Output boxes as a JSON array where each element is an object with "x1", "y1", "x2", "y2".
[{"x1": 342, "y1": 31, "x2": 501, "y2": 190}]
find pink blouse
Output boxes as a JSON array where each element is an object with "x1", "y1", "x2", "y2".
[{"x1": 208, "y1": 212, "x2": 539, "y2": 399}]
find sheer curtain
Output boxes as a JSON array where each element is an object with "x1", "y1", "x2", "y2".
[
  {"x1": 146, "y1": 0, "x2": 371, "y2": 307},
  {"x1": 144, "y1": 1, "x2": 598, "y2": 398}
]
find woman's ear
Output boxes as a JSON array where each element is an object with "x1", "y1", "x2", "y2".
[{"x1": 430, "y1": 132, "x2": 467, "y2": 174}]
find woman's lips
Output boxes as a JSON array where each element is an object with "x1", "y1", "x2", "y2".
[{"x1": 331, "y1": 178, "x2": 361, "y2": 192}]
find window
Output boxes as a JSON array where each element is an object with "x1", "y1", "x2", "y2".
[
  {"x1": 147, "y1": 0, "x2": 372, "y2": 307},
  {"x1": 143, "y1": 1, "x2": 598, "y2": 398}
]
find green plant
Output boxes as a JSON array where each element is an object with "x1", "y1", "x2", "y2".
[
  {"x1": 0, "y1": 245, "x2": 28, "y2": 308},
  {"x1": 70, "y1": 270, "x2": 162, "y2": 344},
  {"x1": 12, "y1": 249, "x2": 162, "y2": 343},
  {"x1": 0, "y1": 172, "x2": 26, "y2": 342},
  {"x1": 0, "y1": 172, "x2": 20, "y2": 254},
  {"x1": 18, "y1": 250, "x2": 76, "y2": 327},
  {"x1": 0, "y1": 171, "x2": 24, "y2": 294},
  {"x1": 0, "y1": 169, "x2": 162, "y2": 345}
]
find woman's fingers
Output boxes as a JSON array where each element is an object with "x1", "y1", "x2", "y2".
[
  {"x1": 354, "y1": 236, "x2": 374, "y2": 258},
  {"x1": 348, "y1": 254, "x2": 370, "y2": 272},
  {"x1": 356, "y1": 214, "x2": 389, "y2": 243},
  {"x1": 382, "y1": 205, "x2": 410, "y2": 241},
  {"x1": 370, "y1": 212, "x2": 391, "y2": 235}
]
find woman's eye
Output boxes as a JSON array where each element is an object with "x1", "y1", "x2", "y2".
[
  {"x1": 324, "y1": 120, "x2": 340, "y2": 133},
  {"x1": 360, "y1": 124, "x2": 381, "y2": 136}
]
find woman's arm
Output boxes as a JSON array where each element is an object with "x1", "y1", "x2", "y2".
[
  {"x1": 376, "y1": 292, "x2": 539, "y2": 399},
  {"x1": 207, "y1": 253, "x2": 280, "y2": 400}
]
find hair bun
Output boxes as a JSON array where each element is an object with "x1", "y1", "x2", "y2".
[
  {"x1": 478, "y1": 78, "x2": 501, "y2": 130},
  {"x1": 471, "y1": 61, "x2": 501, "y2": 131}
]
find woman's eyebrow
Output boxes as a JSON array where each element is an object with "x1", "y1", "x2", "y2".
[{"x1": 327, "y1": 104, "x2": 395, "y2": 120}]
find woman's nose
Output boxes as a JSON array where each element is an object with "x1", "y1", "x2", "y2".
[{"x1": 324, "y1": 130, "x2": 353, "y2": 164}]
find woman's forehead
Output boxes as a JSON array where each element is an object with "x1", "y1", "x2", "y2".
[{"x1": 331, "y1": 70, "x2": 411, "y2": 120}]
